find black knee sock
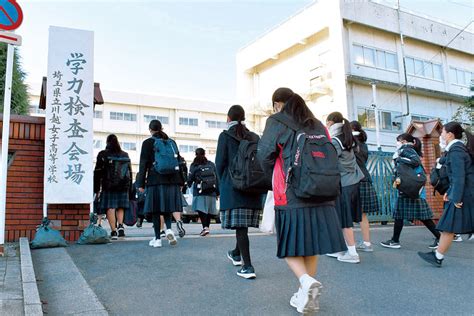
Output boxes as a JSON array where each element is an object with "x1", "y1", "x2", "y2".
[
  {"x1": 232, "y1": 240, "x2": 240, "y2": 257},
  {"x1": 236, "y1": 228, "x2": 251, "y2": 267},
  {"x1": 152, "y1": 213, "x2": 161, "y2": 239},
  {"x1": 198, "y1": 211, "x2": 207, "y2": 229},
  {"x1": 162, "y1": 214, "x2": 172, "y2": 230},
  {"x1": 205, "y1": 213, "x2": 212, "y2": 228},
  {"x1": 421, "y1": 219, "x2": 440, "y2": 239},
  {"x1": 392, "y1": 219, "x2": 404, "y2": 243}
]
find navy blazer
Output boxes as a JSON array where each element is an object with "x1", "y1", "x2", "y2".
[
  {"x1": 215, "y1": 125, "x2": 264, "y2": 211},
  {"x1": 445, "y1": 142, "x2": 474, "y2": 204}
]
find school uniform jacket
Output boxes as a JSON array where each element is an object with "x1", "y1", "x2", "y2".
[{"x1": 444, "y1": 141, "x2": 474, "y2": 205}]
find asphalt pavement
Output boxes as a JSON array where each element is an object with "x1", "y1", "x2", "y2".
[{"x1": 60, "y1": 224, "x2": 473, "y2": 316}]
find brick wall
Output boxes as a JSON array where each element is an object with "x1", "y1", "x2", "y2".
[
  {"x1": 421, "y1": 136, "x2": 444, "y2": 221},
  {"x1": 1, "y1": 115, "x2": 89, "y2": 242}
]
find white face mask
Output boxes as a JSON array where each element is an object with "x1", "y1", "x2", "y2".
[
  {"x1": 396, "y1": 141, "x2": 403, "y2": 150},
  {"x1": 439, "y1": 136, "x2": 447, "y2": 150}
]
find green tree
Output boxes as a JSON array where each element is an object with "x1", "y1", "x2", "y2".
[
  {"x1": 452, "y1": 84, "x2": 474, "y2": 132},
  {"x1": 0, "y1": 43, "x2": 29, "y2": 115}
]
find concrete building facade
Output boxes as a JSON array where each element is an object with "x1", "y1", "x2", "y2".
[{"x1": 236, "y1": 0, "x2": 473, "y2": 151}]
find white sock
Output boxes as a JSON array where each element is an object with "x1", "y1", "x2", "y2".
[
  {"x1": 363, "y1": 241, "x2": 372, "y2": 247},
  {"x1": 299, "y1": 274, "x2": 314, "y2": 287},
  {"x1": 435, "y1": 250, "x2": 444, "y2": 260},
  {"x1": 347, "y1": 245, "x2": 358, "y2": 256}
]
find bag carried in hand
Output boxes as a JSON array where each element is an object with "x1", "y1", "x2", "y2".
[
  {"x1": 395, "y1": 163, "x2": 427, "y2": 199},
  {"x1": 260, "y1": 191, "x2": 275, "y2": 234},
  {"x1": 273, "y1": 115, "x2": 341, "y2": 199},
  {"x1": 105, "y1": 156, "x2": 131, "y2": 191},
  {"x1": 225, "y1": 132, "x2": 271, "y2": 194},
  {"x1": 429, "y1": 162, "x2": 449, "y2": 196},
  {"x1": 196, "y1": 163, "x2": 217, "y2": 194},
  {"x1": 153, "y1": 137, "x2": 180, "y2": 175},
  {"x1": 124, "y1": 200, "x2": 138, "y2": 226}
]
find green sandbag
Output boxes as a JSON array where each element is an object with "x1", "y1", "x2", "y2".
[
  {"x1": 31, "y1": 218, "x2": 68, "y2": 249},
  {"x1": 77, "y1": 213, "x2": 110, "y2": 245}
]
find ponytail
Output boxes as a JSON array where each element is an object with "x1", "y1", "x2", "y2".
[
  {"x1": 350, "y1": 120, "x2": 368, "y2": 143},
  {"x1": 228, "y1": 105, "x2": 246, "y2": 139},
  {"x1": 327, "y1": 111, "x2": 355, "y2": 149}
]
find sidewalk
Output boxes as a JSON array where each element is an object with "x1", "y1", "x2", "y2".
[{"x1": 0, "y1": 243, "x2": 23, "y2": 316}]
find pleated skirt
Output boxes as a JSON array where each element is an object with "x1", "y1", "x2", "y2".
[
  {"x1": 99, "y1": 190, "x2": 129, "y2": 212},
  {"x1": 360, "y1": 181, "x2": 380, "y2": 213},
  {"x1": 220, "y1": 208, "x2": 261, "y2": 229},
  {"x1": 275, "y1": 206, "x2": 347, "y2": 258},
  {"x1": 437, "y1": 200, "x2": 474, "y2": 234},
  {"x1": 192, "y1": 195, "x2": 218, "y2": 215},
  {"x1": 392, "y1": 196, "x2": 433, "y2": 220},
  {"x1": 335, "y1": 183, "x2": 362, "y2": 228},
  {"x1": 144, "y1": 184, "x2": 183, "y2": 214}
]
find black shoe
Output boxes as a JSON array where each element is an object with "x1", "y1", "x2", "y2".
[
  {"x1": 176, "y1": 220, "x2": 186, "y2": 238},
  {"x1": 117, "y1": 224, "x2": 125, "y2": 237},
  {"x1": 418, "y1": 251, "x2": 443, "y2": 267},
  {"x1": 227, "y1": 250, "x2": 242, "y2": 266},
  {"x1": 111, "y1": 231, "x2": 118, "y2": 240},
  {"x1": 428, "y1": 239, "x2": 439, "y2": 249},
  {"x1": 380, "y1": 239, "x2": 401, "y2": 249},
  {"x1": 237, "y1": 266, "x2": 256, "y2": 279},
  {"x1": 136, "y1": 218, "x2": 143, "y2": 228},
  {"x1": 160, "y1": 230, "x2": 166, "y2": 238}
]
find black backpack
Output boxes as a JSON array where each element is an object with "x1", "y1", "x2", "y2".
[
  {"x1": 225, "y1": 131, "x2": 271, "y2": 194},
  {"x1": 195, "y1": 163, "x2": 217, "y2": 194},
  {"x1": 395, "y1": 163, "x2": 426, "y2": 199},
  {"x1": 272, "y1": 115, "x2": 341, "y2": 199},
  {"x1": 429, "y1": 161, "x2": 449, "y2": 196},
  {"x1": 104, "y1": 156, "x2": 131, "y2": 191},
  {"x1": 178, "y1": 156, "x2": 188, "y2": 186}
]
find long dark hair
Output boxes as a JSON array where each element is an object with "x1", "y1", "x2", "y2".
[
  {"x1": 106, "y1": 134, "x2": 122, "y2": 154},
  {"x1": 397, "y1": 133, "x2": 423, "y2": 157},
  {"x1": 350, "y1": 120, "x2": 368, "y2": 143},
  {"x1": 272, "y1": 87, "x2": 318, "y2": 129},
  {"x1": 444, "y1": 121, "x2": 474, "y2": 157},
  {"x1": 228, "y1": 105, "x2": 246, "y2": 138},
  {"x1": 149, "y1": 119, "x2": 169, "y2": 140},
  {"x1": 192, "y1": 148, "x2": 208, "y2": 166},
  {"x1": 327, "y1": 112, "x2": 354, "y2": 149}
]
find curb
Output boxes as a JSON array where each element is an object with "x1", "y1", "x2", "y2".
[{"x1": 19, "y1": 237, "x2": 43, "y2": 316}]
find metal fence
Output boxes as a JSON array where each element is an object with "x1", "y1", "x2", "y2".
[{"x1": 366, "y1": 150, "x2": 397, "y2": 222}]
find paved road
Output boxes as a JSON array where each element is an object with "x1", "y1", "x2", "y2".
[{"x1": 66, "y1": 225, "x2": 473, "y2": 316}]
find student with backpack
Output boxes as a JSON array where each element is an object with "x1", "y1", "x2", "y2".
[
  {"x1": 94, "y1": 134, "x2": 132, "y2": 240},
  {"x1": 418, "y1": 122, "x2": 474, "y2": 267},
  {"x1": 258, "y1": 88, "x2": 346, "y2": 314},
  {"x1": 188, "y1": 148, "x2": 219, "y2": 236},
  {"x1": 137, "y1": 119, "x2": 183, "y2": 248},
  {"x1": 325, "y1": 112, "x2": 364, "y2": 264},
  {"x1": 381, "y1": 133, "x2": 440, "y2": 249},
  {"x1": 216, "y1": 105, "x2": 265, "y2": 279},
  {"x1": 351, "y1": 121, "x2": 379, "y2": 252}
]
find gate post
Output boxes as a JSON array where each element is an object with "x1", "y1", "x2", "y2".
[{"x1": 406, "y1": 119, "x2": 444, "y2": 221}]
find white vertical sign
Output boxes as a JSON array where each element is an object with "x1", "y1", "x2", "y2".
[{"x1": 44, "y1": 26, "x2": 94, "y2": 203}]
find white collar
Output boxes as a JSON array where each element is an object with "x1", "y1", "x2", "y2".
[{"x1": 445, "y1": 139, "x2": 463, "y2": 152}]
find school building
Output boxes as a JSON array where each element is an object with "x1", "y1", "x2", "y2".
[
  {"x1": 236, "y1": 0, "x2": 473, "y2": 151},
  {"x1": 29, "y1": 87, "x2": 264, "y2": 175}
]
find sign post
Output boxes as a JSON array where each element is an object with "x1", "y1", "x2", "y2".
[{"x1": 0, "y1": 0, "x2": 23, "y2": 253}]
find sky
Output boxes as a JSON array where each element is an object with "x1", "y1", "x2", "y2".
[{"x1": 16, "y1": 0, "x2": 474, "y2": 102}]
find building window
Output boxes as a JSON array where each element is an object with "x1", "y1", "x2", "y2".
[
  {"x1": 94, "y1": 110, "x2": 103, "y2": 119},
  {"x1": 179, "y1": 145, "x2": 198, "y2": 153},
  {"x1": 29, "y1": 105, "x2": 45, "y2": 115},
  {"x1": 405, "y1": 57, "x2": 443, "y2": 81},
  {"x1": 179, "y1": 117, "x2": 198, "y2": 126},
  {"x1": 93, "y1": 139, "x2": 102, "y2": 149},
  {"x1": 144, "y1": 115, "x2": 169, "y2": 124},
  {"x1": 205, "y1": 120, "x2": 227, "y2": 129},
  {"x1": 353, "y1": 44, "x2": 397, "y2": 71},
  {"x1": 121, "y1": 142, "x2": 136, "y2": 151},
  {"x1": 358, "y1": 107, "x2": 402, "y2": 131},
  {"x1": 450, "y1": 67, "x2": 473, "y2": 86},
  {"x1": 110, "y1": 111, "x2": 136, "y2": 121}
]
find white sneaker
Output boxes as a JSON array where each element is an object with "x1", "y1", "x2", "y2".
[
  {"x1": 290, "y1": 288, "x2": 301, "y2": 308},
  {"x1": 337, "y1": 251, "x2": 360, "y2": 264},
  {"x1": 468, "y1": 234, "x2": 474, "y2": 241},
  {"x1": 453, "y1": 234, "x2": 463, "y2": 242},
  {"x1": 166, "y1": 229, "x2": 177, "y2": 245},
  {"x1": 148, "y1": 238, "x2": 162, "y2": 248},
  {"x1": 296, "y1": 278, "x2": 322, "y2": 314},
  {"x1": 326, "y1": 252, "x2": 344, "y2": 258}
]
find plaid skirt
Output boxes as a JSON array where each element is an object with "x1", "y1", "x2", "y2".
[
  {"x1": 392, "y1": 196, "x2": 433, "y2": 220},
  {"x1": 99, "y1": 190, "x2": 129, "y2": 212},
  {"x1": 360, "y1": 181, "x2": 380, "y2": 214},
  {"x1": 221, "y1": 208, "x2": 262, "y2": 229}
]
